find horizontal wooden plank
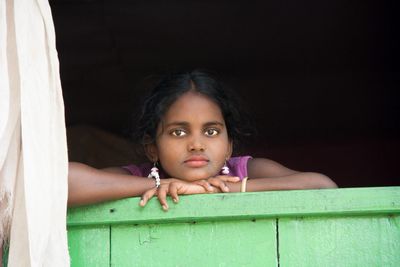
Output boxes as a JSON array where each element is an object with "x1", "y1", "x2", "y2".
[
  {"x1": 279, "y1": 215, "x2": 400, "y2": 267},
  {"x1": 111, "y1": 219, "x2": 277, "y2": 266},
  {"x1": 68, "y1": 226, "x2": 110, "y2": 267},
  {"x1": 67, "y1": 187, "x2": 400, "y2": 226}
]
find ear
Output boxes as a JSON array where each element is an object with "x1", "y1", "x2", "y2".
[
  {"x1": 144, "y1": 142, "x2": 159, "y2": 162},
  {"x1": 226, "y1": 140, "x2": 233, "y2": 159}
]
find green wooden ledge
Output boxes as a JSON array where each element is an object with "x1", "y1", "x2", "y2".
[
  {"x1": 66, "y1": 186, "x2": 400, "y2": 267},
  {"x1": 67, "y1": 186, "x2": 400, "y2": 226},
  {"x1": 4, "y1": 187, "x2": 399, "y2": 266}
]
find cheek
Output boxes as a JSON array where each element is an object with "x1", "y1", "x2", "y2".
[
  {"x1": 214, "y1": 137, "x2": 231, "y2": 156},
  {"x1": 156, "y1": 140, "x2": 182, "y2": 164},
  {"x1": 207, "y1": 140, "x2": 231, "y2": 169}
]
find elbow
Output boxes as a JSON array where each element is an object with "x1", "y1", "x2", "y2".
[
  {"x1": 311, "y1": 173, "x2": 338, "y2": 189},
  {"x1": 67, "y1": 162, "x2": 78, "y2": 207},
  {"x1": 67, "y1": 162, "x2": 89, "y2": 207}
]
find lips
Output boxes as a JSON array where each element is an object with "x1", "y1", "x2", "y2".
[{"x1": 184, "y1": 155, "x2": 209, "y2": 167}]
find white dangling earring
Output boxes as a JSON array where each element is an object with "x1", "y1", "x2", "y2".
[
  {"x1": 221, "y1": 160, "x2": 230, "y2": 175},
  {"x1": 148, "y1": 162, "x2": 161, "y2": 188}
]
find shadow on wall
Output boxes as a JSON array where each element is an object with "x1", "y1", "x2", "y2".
[
  {"x1": 67, "y1": 125, "x2": 146, "y2": 169},
  {"x1": 253, "y1": 138, "x2": 400, "y2": 188}
]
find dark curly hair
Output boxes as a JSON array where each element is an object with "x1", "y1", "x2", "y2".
[{"x1": 132, "y1": 70, "x2": 255, "y2": 151}]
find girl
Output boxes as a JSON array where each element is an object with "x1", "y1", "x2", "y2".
[{"x1": 68, "y1": 70, "x2": 337, "y2": 210}]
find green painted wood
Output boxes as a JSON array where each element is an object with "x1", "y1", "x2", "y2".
[
  {"x1": 67, "y1": 187, "x2": 400, "y2": 266},
  {"x1": 68, "y1": 226, "x2": 110, "y2": 267},
  {"x1": 278, "y1": 215, "x2": 400, "y2": 267},
  {"x1": 2, "y1": 245, "x2": 8, "y2": 267},
  {"x1": 110, "y1": 219, "x2": 277, "y2": 267},
  {"x1": 67, "y1": 187, "x2": 400, "y2": 226}
]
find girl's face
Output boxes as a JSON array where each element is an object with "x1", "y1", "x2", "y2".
[{"x1": 146, "y1": 91, "x2": 232, "y2": 181}]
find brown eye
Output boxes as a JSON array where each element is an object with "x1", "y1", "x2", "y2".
[
  {"x1": 205, "y1": 129, "x2": 219, "y2": 136},
  {"x1": 171, "y1": 129, "x2": 187, "y2": 137}
]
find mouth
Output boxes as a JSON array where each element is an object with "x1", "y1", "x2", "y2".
[{"x1": 184, "y1": 156, "x2": 209, "y2": 168}]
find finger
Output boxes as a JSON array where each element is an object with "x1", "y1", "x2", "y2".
[
  {"x1": 225, "y1": 176, "x2": 240, "y2": 183},
  {"x1": 169, "y1": 183, "x2": 180, "y2": 203},
  {"x1": 193, "y1": 180, "x2": 213, "y2": 192},
  {"x1": 157, "y1": 186, "x2": 169, "y2": 211},
  {"x1": 219, "y1": 181, "x2": 229, "y2": 192},
  {"x1": 208, "y1": 177, "x2": 229, "y2": 193},
  {"x1": 140, "y1": 188, "x2": 156, "y2": 206},
  {"x1": 140, "y1": 188, "x2": 157, "y2": 207},
  {"x1": 217, "y1": 175, "x2": 240, "y2": 183}
]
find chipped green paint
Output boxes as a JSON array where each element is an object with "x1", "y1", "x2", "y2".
[
  {"x1": 279, "y1": 215, "x2": 400, "y2": 267},
  {"x1": 3, "y1": 187, "x2": 399, "y2": 266},
  {"x1": 67, "y1": 187, "x2": 400, "y2": 266},
  {"x1": 68, "y1": 226, "x2": 110, "y2": 267},
  {"x1": 67, "y1": 187, "x2": 400, "y2": 227},
  {"x1": 2, "y1": 186, "x2": 389, "y2": 266},
  {"x1": 111, "y1": 220, "x2": 277, "y2": 266}
]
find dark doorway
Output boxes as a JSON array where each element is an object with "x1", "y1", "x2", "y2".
[{"x1": 51, "y1": 0, "x2": 399, "y2": 187}]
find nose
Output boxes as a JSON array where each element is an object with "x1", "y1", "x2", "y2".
[{"x1": 187, "y1": 134, "x2": 205, "y2": 152}]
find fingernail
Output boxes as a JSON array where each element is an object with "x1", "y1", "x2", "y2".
[
  {"x1": 139, "y1": 200, "x2": 144, "y2": 206},
  {"x1": 163, "y1": 205, "x2": 168, "y2": 211}
]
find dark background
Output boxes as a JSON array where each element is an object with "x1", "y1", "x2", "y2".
[{"x1": 50, "y1": 0, "x2": 399, "y2": 187}]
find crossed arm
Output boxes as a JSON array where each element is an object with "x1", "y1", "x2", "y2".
[
  {"x1": 140, "y1": 158, "x2": 337, "y2": 210},
  {"x1": 68, "y1": 158, "x2": 337, "y2": 210},
  {"x1": 67, "y1": 162, "x2": 235, "y2": 207},
  {"x1": 68, "y1": 162, "x2": 170, "y2": 206}
]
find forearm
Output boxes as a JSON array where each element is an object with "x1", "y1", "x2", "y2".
[
  {"x1": 226, "y1": 172, "x2": 337, "y2": 192},
  {"x1": 68, "y1": 162, "x2": 156, "y2": 207}
]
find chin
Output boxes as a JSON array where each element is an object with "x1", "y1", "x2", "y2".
[{"x1": 179, "y1": 170, "x2": 218, "y2": 182}]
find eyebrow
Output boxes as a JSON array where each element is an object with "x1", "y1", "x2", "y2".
[{"x1": 164, "y1": 121, "x2": 225, "y2": 128}]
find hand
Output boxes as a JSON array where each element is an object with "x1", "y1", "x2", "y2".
[
  {"x1": 193, "y1": 175, "x2": 241, "y2": 193},
  {"x1": 139, "y1": 179, "x2": 207, "y2": 211}
]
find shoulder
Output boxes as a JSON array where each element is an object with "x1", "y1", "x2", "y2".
[
  {"x1": 226, "y1": 156, "x2": 252, "y2": 180},
  {"x1": 228, "y1": 155, "x2": 252, "y2": 166},
  {"x1": 247, "y1": 157, "x2": 298, "y2": 178},
  {"x1": 102, "y1": 163, "x2": 150, "y2": 177},
  {"x1": 124, "y1": 162, "x2": 152, "y2": 177}
]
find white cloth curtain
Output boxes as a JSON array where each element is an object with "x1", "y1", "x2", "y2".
[{"x1": 0, "y1": 0, "x2": 69, "y2": 266}]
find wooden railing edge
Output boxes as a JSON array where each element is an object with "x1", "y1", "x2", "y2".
[{"x1": 67, "y1": 186, "x2": 400, "y2": 226}]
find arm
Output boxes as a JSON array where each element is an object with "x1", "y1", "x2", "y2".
[
  {"x1": 139, "y1": 176, "x2": 241, "y2": 211},
  {"x1": 224, "y1": 158, "x2": 337, "y2": 192},
  {"x1": 68, "y1": 162, "x2": 168, "y2": 207},
  {"x1": 68, "y1": 162, "x2": 226, "y2": 209}
]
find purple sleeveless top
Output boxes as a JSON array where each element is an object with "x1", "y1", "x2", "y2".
[{"x1": 123, "y1": 156, "x2": 252, "y2": 180}]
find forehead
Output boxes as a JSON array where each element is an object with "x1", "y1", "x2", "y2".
[{"x1": 163, "y1": 91, "x2": 224, "y2": 123}]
